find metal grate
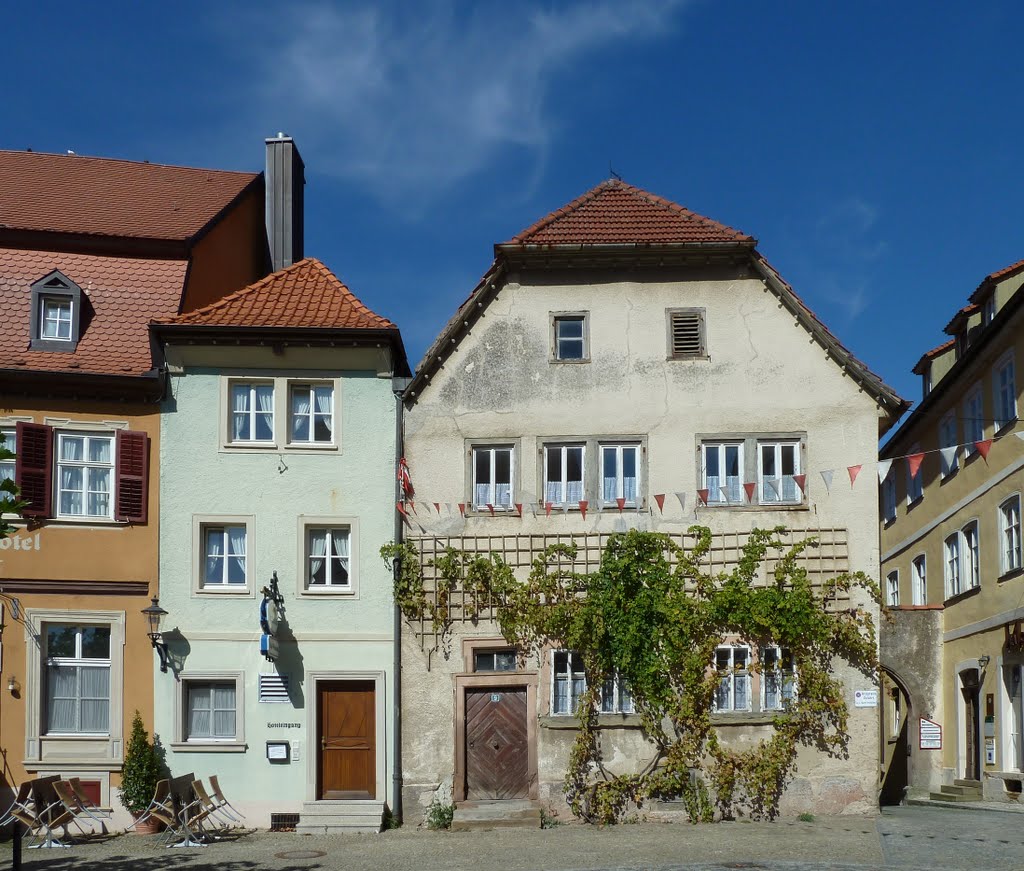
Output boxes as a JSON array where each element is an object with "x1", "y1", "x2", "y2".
[
  {"x1": 270, "y1": 812, "x2": 300, "y2": 832},
  {"x1": 259, "y1": 674, "x2": 290, "y2": 703},
  {"x1": 670, "y1": 310, "x2": 704, "y2": 357}
]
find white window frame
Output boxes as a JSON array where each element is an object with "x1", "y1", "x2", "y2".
[
  {"x1": 0, "y1": 426, "x2": 16, "y2": 483},
  {"x1": 760, "y1": 646, "x2": 797, "y2": 712},
  {"x1": 171, "y1": 671, "x2": 246, "y2": 751},
  {"x1": 543, "y1": 443, "x2": 585, "y2": 507},
  {"x1": 886, "y1": 570, "x2": 900, "y2": 607},
  {"x1": 944, "y1": 532, "x2": 962, "y2": 599},
  {"x1": 882, "y1": 473, "x2": 897, "y2": 524},
  {"x1": 40, "y1": 295, "x2": 73, "y2": 341},
  {"x1": 192, "y1": 515, "x2": 255, "y2": 597},
  {"x1": 221, "y1": 376, "x2": 343, "y2": 452},
  {"x1": 298, "y1": 516, "x2": 359, "y2": 596},
  {"x1": 702, "y1": 442, "x2": 744, "y2": 505},
  {"x1": 598, "y1": 443, "x2": 641, "y2": 509},
  {"x1": 43, "y1": 625, "x2": 112, "y2": 736},
  {"x1": 963, "y1": 384, "x2": 984, "y2": 457},
  {"x1": 906, "y1": 443, "x2": 923, "y2": 505},
  {"x1": 757, "y1": 440, "x2": 802, "y2": 505},
  {"x1": 551, "y1": 312, "x2": 589, "y2": 363},
  {"x1": 713, "y1": 644, "x2": 752, "y2": 713},
  {"x1": 227, "y1": 380, "x2": 275, "y2": 445},
  {"x1": 962, "y1": 520, "x2": 980, "y2": 590},
  {"x1": 912, "y1": 555, "x2": 927, "y2": 606},
  {"x1": 550, "y1": 649, "x2": 633, "y2": 716},
  {"x1": 471, "y1": 444, "x2": 515, "y2": 510},
  {"x1": 939, "y1": 410, "x2": 958, "y2": 477},
  {"x1": 1000, "y1": 495, "x2": 1022, "y2": 577},
  {"x1": 55, "y1": 431, "x2": 115, "y2": 519},
  {"x1": 287, "y1": 382, "x2": 335, "y2": 446},
  {"x1": 994, "y1": 353, "x2": 1018, "y2": 431}
]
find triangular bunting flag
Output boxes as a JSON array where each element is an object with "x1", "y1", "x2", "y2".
[
  {"x1": 654, "y1": 493, "x2": 666, "y2": 513},
  {"x1": 820, "y1": 469, "x2": 834, "y2": 494},
  {"x1": 766, "y1": 478, "x2": 780, "y2": 499},
  {"x1": 939, "y1": 446, "x2": 959, "y2": 475},
  {"x1": 975, "y1": 439, "x2": 993, "y2": 461},
  {"x1": 515, "y1": 503, "x2": 523, "y2": 517},
  {"x1": 433, "y1": 502, "x2": 441, "y2": 514},
  {"x1": 408, "y1": 501, "x2": 417, "y2": 515},
  {"x1": 793, "y1": 473, "x2": 807, "y2": 494},
  {"x1": 616, "y1": 497, "x2": 626, "y2": 512},
  {"x1": 719, "y1": 486, "x2": 730, "y2": 503},
  {"x1": 579, "y1": 500, "x2": 588, "y2": 520},
  {"x1": 457, "y1": 503, "x2": 466, "y2": 517},
  {"x1": 743, "y1": 482, "x2": 756, "y2": 503},
  {"x1": 486, "y1": 503, "x2": 495, "y2": 517},
  {"x1": 848, "y1": 464, "x2": 862, "y2": 486},
  {"x1": 907, "y1": 452, "x2": 925, "y2": 479},
  {"x1": 1016, "y1": 432, "x2": 1024, "y2": 442},
  {"x1": 697, "y1": 489, "x2": 709, "y2": 506},
  {"x1": 675, "y1": 492, "x2": 687, "y2": 510},
  {"x1": 545, "y1": 502, "x2": 553, "y2": 517},
  {"x1": 877, "y1": 459, "x2": 893, "y2": 483},
  {"x1": 396, "y1": 501, "x2": 407, "y2": 517}
]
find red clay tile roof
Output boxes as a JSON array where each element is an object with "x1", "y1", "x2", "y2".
[
  {"x1": 0, "y1": 150, "x2": 258, "y2": 241},
  {"x1": 0, "y1": 247, "x2": 187, "y2": 376},
  {"x1": 943, "y1": 302, "x2": 980, "y2": 334},
  {"x1": 501, "y1": 179, "x2": 754, "y2": 247},
  {"x1": 160, "y1": 258, "x2": 395, "y2": 330},
  {"x1": 970, "y1": 257, "x2": 1024, "y2": 303},
  {"x1": 912, "y1": 338, "x2": 955, "y2": 374}
]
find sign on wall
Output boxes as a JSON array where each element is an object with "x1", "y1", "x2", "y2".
[
  {"x1": 0, "y1": 532, "x2": 41, "y2": 552},
  {"x1": 854, "y1": 689, "x2": 878, "y2": 707},
  {"x1": 920, "y1": 717, "x2": 942, "y2": 750}
]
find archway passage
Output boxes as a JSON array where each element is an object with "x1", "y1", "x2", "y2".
[{"x1": 879, "y1": 670, "x2": 911, "y2": 806}]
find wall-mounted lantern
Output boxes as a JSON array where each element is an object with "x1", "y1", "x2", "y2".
[{"x1": 142, "y1": 597, "x2": 170, "y2": 673}]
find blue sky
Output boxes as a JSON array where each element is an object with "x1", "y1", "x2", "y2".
[{"x1": 6, "y1": 1, "x2": 1024, "y2": 414}]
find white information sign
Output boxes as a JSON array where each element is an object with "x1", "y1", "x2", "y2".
[
  {"x1": 919, "y1": 717, "x2": 942, "y2": 750},
  {"x1": 853, "y1": 689, "x2": 878, "y2": 708}
]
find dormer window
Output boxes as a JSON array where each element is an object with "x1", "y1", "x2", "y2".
[
  {"x1": 29, "y1": 269, "x2": 83, "y2": 351},
  {"x1": 983, "y1": 295, "x2": 996, "y2": 326}
]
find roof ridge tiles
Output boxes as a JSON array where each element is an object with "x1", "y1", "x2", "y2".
[{"x1": 0, "y1": 148, "x2": 256, "y2": 177}]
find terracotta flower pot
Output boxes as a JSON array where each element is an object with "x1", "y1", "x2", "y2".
[{"x1": 130, "y1": 812, "x2": 163, "y2": 835}]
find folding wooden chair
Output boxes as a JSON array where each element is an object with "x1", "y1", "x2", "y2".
[
  {"x1": 209, "y1": 775, "x2": 245, "y2": 821},
  {"x1": 124, "y1": 778, "x2": 171, "y2": 832},
  {"x1": 53, "y1": 780, "x2": 102, "y2": 835},
  {"x1": 69, "y1": 778, "x2": 111, "y2": 818},
  {"x1": 21, "y1": 778, "x2": 77, "y2": 848},
  {"x1": 166, "y1": 774, "x2": 207, "y2": 848},
  {"x1": 0, "y1": 781, "x2": 35, "y2": 827}
]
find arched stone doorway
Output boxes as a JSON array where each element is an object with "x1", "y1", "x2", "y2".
[{"x1": 879, "y1": 668, "x2": 911, "y2": 805}]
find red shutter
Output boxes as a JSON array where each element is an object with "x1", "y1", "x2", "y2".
[
  {"x1": 15, "y1": 422, "x2": 53, "y2": 518},
  {"x1": 115, "y1": 430, "x2": 149, "y2": 523}
]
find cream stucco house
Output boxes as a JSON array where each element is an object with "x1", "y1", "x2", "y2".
[{"x1": 399, "y1": 180, "x2": 906, "y2": 822}]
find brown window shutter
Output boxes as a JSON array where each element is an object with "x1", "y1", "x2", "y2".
[
  {"x1": 15, "y1": 422, "x2": 53, "y2": 518},
  {"x1": 115, "y1": 430, "x2": 149, "y2": 523}
]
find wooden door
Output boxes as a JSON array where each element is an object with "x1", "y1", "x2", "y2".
[
  {"x1": 465, "y1": 687, "x2": 528, "y2": 800},
  {"x1": 318, "y1": 681, "x2": 375, "y2": 800},
  {"x1": 963, "y1": 684, "x2": 979, "y2": 780}
]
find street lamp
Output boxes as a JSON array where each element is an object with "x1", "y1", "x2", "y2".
[{"x1": 142, "y1": 597, "x2": 170, "y2": 673}]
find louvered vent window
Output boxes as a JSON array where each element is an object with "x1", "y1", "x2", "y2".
[
  {"x1": 668, "y1": 309, "x2": 706, "y2": 359},
  {"x1": 258, "y1": 674, "x2": 290, "y2": 703}
]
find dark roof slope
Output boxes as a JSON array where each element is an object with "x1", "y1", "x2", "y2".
[{"x1": 0, "y1": 150, "x2": 259, "y2": 242}]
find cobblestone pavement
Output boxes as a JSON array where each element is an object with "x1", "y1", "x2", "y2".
[{"x1": 1, "y1": 806, "x2": 1020, "y2": 871}]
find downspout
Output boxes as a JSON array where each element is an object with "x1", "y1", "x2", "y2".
[{"x1": 391, "y1": 377, "x2": 411, "y2": 821}]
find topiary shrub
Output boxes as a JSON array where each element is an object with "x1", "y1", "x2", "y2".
[{"x1": 120, "y1": 710, "x2": 161, "y2": 816}]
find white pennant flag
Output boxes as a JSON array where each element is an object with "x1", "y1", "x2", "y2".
[
  {"x1": 1016, "y1": 432, "x2": 1024, "y2": 442},
  {"x1": 765, "y1": 478, "x2": 780, "y2": 500},
  {"x1": 820, "y1": 469, "x2": 834, "y2": 494},
  {"x1": 720, "y1": 486, "x2": 731, "y2": 503},
  {"x1": 674, "y1": 492, "x2": 687, "y2": 511},
  {"x1": 939, "y1": 446, "x2": 959, "y2": 476},
  {"x1": 876, "y1": 459, "x2": 893, "y2": 483}
]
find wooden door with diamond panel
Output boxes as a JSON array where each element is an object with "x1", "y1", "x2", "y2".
[
  {"x1": 465, "y1": 687, "x2": 529, "y2": 799},
  {"x1": 318, "y1": 681, "x2": 376, "y2": 800}
]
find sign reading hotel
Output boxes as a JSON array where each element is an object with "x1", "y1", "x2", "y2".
[
  {"x1": 0, "y1": 532, "x2": 41, "y2": 552},
  {"x1": 920, "y1": 717, "x2": 942, "y2": 750}
]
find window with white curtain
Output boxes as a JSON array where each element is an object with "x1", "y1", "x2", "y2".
[
  {"x1": 962, "y1": 521, "x2": 980, "y2": 590},
  {"x1": 963, "y1": 385, "x2": 984, "y2": 457},
  {"x1": 1000, "y1": 496, "x2": 1022, "y2": 576},
  {"x1": 761, "y1": 647, "x2": 797, "y2": 711},
  {"x1": 203, "y1": 525, "x2": 247, "y2": 586},
  {"x1": 543, "y1": 444, "x2": 584, "y2": 507},
  {"x1": 307, "y1": 526, "x2": 350, "y2": 588},
  {"x1": 600, "y1": 444, "x2": 640, "y2": 508},
  {"x1": 45, "y1": 625, "x2": 110, "y2": 734},
  {"x1": 551, "y1": 650, "x2": 633, "y2": 715},
  {"x1": 714, "y1": 645, "x2": 751, "y2": 712},
  {"x1": 758, "y1": 441, "x2": 801, "y2": 504},
  {"x1": 995, "y1": 355, "x2": 1017, "y2": 431},
  {"x1": 886, "y1": 570, "x2": 900, "y2": 607},
  {"x1": 230, "y1": 382, "x2": 274, "y2": 443},
  {"x1": 56, "y1": 432, "x2": 114, "y2": 518},
  {"x1": 944, "y1": 532, "x2": 962, "y2": 599},
  {"x1": 185, "y1": 681, "x2": 236, "y2": 741},
  {"x1": 702, "y1": 442, "x2": 743, "y2": 505},
  {"x1": 912, "y1": 555, "x2": 927, "y2": 606},
  {"x1": 289, "y1": 383, "x2": 334, "y2": 444},
  {"x1": 0, "y1": 427, "x2": 15, "y2": 482},
  {"x1": 472, "y1": 446, "x2": 514, "y2": 509}
]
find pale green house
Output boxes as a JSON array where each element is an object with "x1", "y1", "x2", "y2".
[{"x1": 152, "y1": 256, "x2": 407, "y2": 832}]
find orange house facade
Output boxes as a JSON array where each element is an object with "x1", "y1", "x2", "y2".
[{"x1": 0, "y1": 147, "x2": 271, "y2": 818}]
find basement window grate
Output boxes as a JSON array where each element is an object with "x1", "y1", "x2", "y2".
[
  {"x1": 270, "y1": 812, "x2": 299, "y2": 832},
  {"x1": 259, "y1": 674, "x2": 290, "y2": 703}
]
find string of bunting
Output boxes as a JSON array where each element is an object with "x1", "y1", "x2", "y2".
[{"x1": 394, "y1": 430, "x2": 1022, "y2": 523}]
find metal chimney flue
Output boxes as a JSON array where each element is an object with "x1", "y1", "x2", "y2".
[{"x1": 265, "y1": 134, "x2": 305, "y2": 273}]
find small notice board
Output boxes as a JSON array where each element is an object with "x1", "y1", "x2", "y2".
[{"x1": 919, "y1": 717, "x2": 942, "y2": 750}]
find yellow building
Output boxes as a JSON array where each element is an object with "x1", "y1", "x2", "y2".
[{"x1": 879, "y1": 258, "x2": 1024, "y2": 804}]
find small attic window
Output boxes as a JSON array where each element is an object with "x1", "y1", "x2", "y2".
[
  {"x1": 29, "y1": 270, "x2": 83, "y2": 351},
  {"x1": 666, "y1": 308, "x2": 706, "y2": 359}
]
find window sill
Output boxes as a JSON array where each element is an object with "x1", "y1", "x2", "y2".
[
  {"x1": 944, "y1": 585, "x2": 982, "y2": 606},
  {"x1": 301, "y1": 587, "x2": 356, "y2": 597},
  {"x1": 42, "y1": 733, "x2": 112, "y2": 740},
  {"x1": 540, "y1": 714, "x2": 641, "y2": 730},
  {"x1": 666, "y1": 355, "x2": 710, "y2": 362},
  {"x1": 170, "y1": 742, "x2": 247, "y2": 753},
  {"x1": 994, "y1": 420, "x2": 1018, "y2": 438},
  {"x1": 711, "y1": 712, "x2": 789, "y2": 726},
  {"x1": 998, "y1": 567, "x2": 1024, "y2": 584},
  {"x1": 701, "y1": 503, "x2": 808, "y2": 511},
  {"x1": 906, "y1": 496, "x2": 924, "y2": 511},
  {"x1": 50, "y1": 516, "x2": 122, "y2": 526},
  {"x1": 549, "y1": 358, "x2": 591, "y2": 365},
  {"x1": 195, "y1": 586, "x2": 254, "y2": 597},
  {"x1": 221, "y1": 441, "x2": 279, "y2": 451},
  {"x1": 283, "y1": 442, "x2": 339, "y2": 452}
]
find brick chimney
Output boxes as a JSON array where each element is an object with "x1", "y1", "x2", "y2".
[{"x1": 265, "y1": 134, "x2": 305, "y2": 273}]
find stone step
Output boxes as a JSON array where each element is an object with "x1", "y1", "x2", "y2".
[
  {"x1": 940, "y1": 784, "x2": 983, "y2": 798},
  {"x1": 295, "y1": 800, "x2": 385, "y2": 835},
  {"x1": 450, "y1": 800, "x2": 542, "y2": 832},
  {"x1": 954, "y1": 779, "x2": 983, "y2": 788},
  {"x1": 929, "y1": 790, "x2": 981, "y2": 802}
]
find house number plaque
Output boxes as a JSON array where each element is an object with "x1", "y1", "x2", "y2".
[{"x1": 490, "y1": 693, "x2": 502, "y2": 702}]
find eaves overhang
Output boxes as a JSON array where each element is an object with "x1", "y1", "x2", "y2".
[{"x1": 0, "y1": 367, "x2": 164, "y2": 403}]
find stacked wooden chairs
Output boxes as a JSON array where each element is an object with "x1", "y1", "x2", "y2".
[
  {"x1": 128, "y1": 773, "x2": 246, "y2": 847},
  {"x1": 0, "y1": 775, "x2": 109, "y2": 848}
]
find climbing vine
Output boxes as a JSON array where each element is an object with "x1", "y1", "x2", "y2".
[{"x1": 381, "y1": 526, "x2": 880, "y2": 824}]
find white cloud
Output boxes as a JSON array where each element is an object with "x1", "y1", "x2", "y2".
[{"x1": 239, "y1": 1, "x2": 687, "y2": 206}]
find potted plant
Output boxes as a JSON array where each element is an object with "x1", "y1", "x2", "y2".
[{"x1": 120, "y1": 711, "x2": 163, "y2": 833}]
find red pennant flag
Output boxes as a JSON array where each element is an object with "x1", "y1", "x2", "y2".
[
  {"x1": 515, "y1": 503, "x2": 523, "y2": 517},
  {"x1": 486, "y1": 503, "x2": 495, "y2": 517},
  {"x1": 848, "y1": 464, "x2": 862, "y2": 486},
  {"x1": 616, "y1": 497, "x2": 626, "y2": 512},
  {"x1": 654, "y1": 493, "x2": 666, "y2": 513},
  {"x1": 793, "y1": 474, "x2": 806, "y2": 493},
  {"x1": 743, "y1": 482, "x2": 756, "y2": 503},
  {"x1": 398, "y1": 457, "x2": 414, "y2": 498},
  {"x1": 396, "y1": 501, "x2": 407, "y2": 517},
  {"x1": 408, "y1": 501, "x2": 417, "y2": 515},
  {"x1": 697, "y1": 489, "x2": 709, "y2": 506},
  {"x1": 578, "y1": 500, "x2": 588, "y2": 520},
  {"x1": 907, "y1": 453, "x2": 925, "y2": 479},
  {"x1": 458, "y1": 503, "x2": 466, "y2": 517},
  {"x1": 545, "y1": 502, "x2": 553, "y2": 517},
  {"x1": 433, "y1": 502, "x2": 440, "y2": 514},
  {"x1": 975, "y1": 439, "x2": 993, "y2": 461}
]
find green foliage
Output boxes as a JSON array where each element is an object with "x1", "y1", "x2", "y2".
[
  {"x1": 120, "y1": 711, "x2": 162, "y2": 815},
  {"x1": 797, "y1": 812, "x2": 815, "y2": 822},
  {"x1": 0, "y1": 445, "x2": 27, "y2": 538},
  {"x1": 539, "y1": 806, "x2": 563, "y2": 828},
  {"x1": 425, "y1": 798, "x2": 454, "y2": 830},
  {"x1": 382, "y1": 806, "x2": 402, "y2": 829},
  {"x1": 383, "y1": 527, "x2": 879, "y2": 824}
]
